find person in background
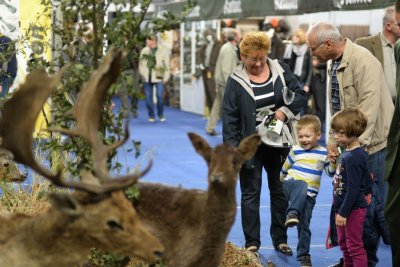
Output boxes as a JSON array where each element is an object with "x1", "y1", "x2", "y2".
[
  {"x1": 222, "y1": 31, "x2": 306, "y2": 258},
  {"x1": 281, "y1": 115, "x2": 335, "y2": 267},
  {"x1": 356, "y1": 5, "x2": 400, "y2": 106},
  {"x1": 205, "y1": 28, "x2": 240, "y2": 136},
  {"x1": 330, "y1": 108, "x2": 370, "y2": 267},
  {"x1": 309, "y1": 58, "x2": 327, "y2": 125},
  {"x1": 0, "y1": 31, "x2": 17, "y2": 98},
  {"x1": 138, "y1": 35, "x2": 170, "y2": 123},
  {"x1": 283, "y1": 28, "x2": 312, "y2": 114},
  {"x1": 385, "y1": 1, "x2": 400, "y2": 266},
  {"x1": 307, "y1": 22, "x2": 394, "y2": 267},
  {"x1": 194, "y1": 29, "x2": 221, "y2": 116},
  {"x1": 263, "y1": 22, "x2": 286, "y2": 60}
]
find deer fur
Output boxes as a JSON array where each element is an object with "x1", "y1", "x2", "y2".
[
  {"x1": 0, "y1": 191, "x2": 163, "y2": 267},
  {"x1": 0, "y1": 149, "x2": 26, "y2": 182},
  {"x1": 0, "y1": 48, "x2": 164, "y2": 266},
  {"x1": 134, "y1": 132, "x2": 261, "y2": 267}
]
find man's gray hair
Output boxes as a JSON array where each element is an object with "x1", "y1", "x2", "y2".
[
  {"x1": 383, "y1": 6, "x2": 395, "y2": 26},
  {"x1": 307, "y1": 22, "x2": 343, "y2": 43},
  {"x1": 224, "y1": 28, "x2": 237, "y2": 42}
]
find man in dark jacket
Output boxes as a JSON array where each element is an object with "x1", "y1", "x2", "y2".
[
  {"x1": 0, "y1": 32, "x2": 17, "y2": 97},
  {"x1": 385, "y1": 1, "x2": 400, "y2": 266}
]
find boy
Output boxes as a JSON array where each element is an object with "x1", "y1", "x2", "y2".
[{"x1": 280, "y1": 115, "x2": 335, "y2": 267}]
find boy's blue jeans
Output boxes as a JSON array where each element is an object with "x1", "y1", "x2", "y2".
[{"x1": 283, "y1": 179, "x2": 316, "y2": 260}]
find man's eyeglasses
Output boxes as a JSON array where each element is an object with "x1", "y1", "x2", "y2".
[
  {"x1": 309, "y1": 41, "x2": 325, "y2": 53},
  {"x1": 246, "y1": 56, "x2": 267, "y2": 64}
]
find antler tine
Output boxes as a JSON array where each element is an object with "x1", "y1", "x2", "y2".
[
  {"x1": 51, "y1": 47, "x2": 126, "y2": 177},
  {"x1": 50, "y1": 159, "x2": 153, "y2": 195},
  {"x1": 52, "y1": 47, "x2": 146, "y2": 191},
  {"x1": 0, "y1": 67, "x2": 67, "y2": 180}
]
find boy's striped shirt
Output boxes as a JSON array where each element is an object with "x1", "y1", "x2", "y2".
[{"x1": 280, "y1": 144, "x2": 336, "y2": 197}]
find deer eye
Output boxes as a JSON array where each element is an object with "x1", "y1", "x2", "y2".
[{"x1": 107, "y1": 220, "x2": 124, "y2": 230}]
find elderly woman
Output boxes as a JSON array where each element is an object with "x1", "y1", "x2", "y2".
[{"x1": 222, "y1": 32, "x2": 306, "y2": 258}]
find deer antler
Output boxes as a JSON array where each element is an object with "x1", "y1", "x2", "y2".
[
  {"x1": 0, "y1": 68, "x2": 65, "y2": 180},
  {"x1": 51, "y1": 47, "x2": 151, "y2": 193},
  {"x1": 0, "y1": 47, "x2": 151, "y2": 194}
]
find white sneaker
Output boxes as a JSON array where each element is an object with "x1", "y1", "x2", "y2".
[
  {"x1": 148, "y1": 118, "x2": 155, "y2": 122},
  {"x1": 159, "y1": 116, "x2": 166, "y2": 122}
]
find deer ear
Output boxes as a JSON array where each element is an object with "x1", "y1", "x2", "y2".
[
  {"x1": 188, "y1": 132, "x2": 212, "y2": 162},
  {"x1": 237, "y1": 134, "x2": 261, "y2": 161},
  {"x1": 48, "y1": 193, "x2": 83, "y2": 216}
]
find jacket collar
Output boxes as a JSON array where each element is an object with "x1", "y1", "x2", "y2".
[{"x1": 230, "y1": 58, "x2": 284, "y2": 100}]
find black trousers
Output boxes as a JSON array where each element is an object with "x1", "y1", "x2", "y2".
[{"x1": 240, "y1": 144, "x2": 289, "y2": 249}]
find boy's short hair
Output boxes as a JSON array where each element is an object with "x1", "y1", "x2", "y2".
[
  {"x1": 330, "y1": 108, "x2": 367, "y2": 137},
  {"x1": 296, "y1": 115, "x2": 321, "y2": 133}
]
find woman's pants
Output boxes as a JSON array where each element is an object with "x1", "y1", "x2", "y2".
[{"x1": 239, "y1": 144, "x2": 289, "y2": 249}]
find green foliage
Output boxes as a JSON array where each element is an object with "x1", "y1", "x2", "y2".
[
  {"x1": 20, "y1": 0, "x2": 195, "y2": 178},
  {"x1": 87, "y1": 248, "x2": 129, "y2": 267}
]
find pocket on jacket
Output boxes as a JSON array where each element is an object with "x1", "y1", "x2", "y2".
[{"x1": 342, "y1": 77, "x2": 357, "y2": 107}]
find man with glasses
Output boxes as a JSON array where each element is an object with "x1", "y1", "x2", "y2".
[
  {"x1": 206, "y1": 28, "x2": 241, "y2": 136},
  {"x1": 307, "y1": 22, "x2": 394, "y2": 267}
]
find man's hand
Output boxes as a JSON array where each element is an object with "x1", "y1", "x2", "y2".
[
  {"x1": 327, "y1": 143, "x2": 339, "y2": 164},
  {"x1": 335, "y1": 214, "x2": 347, "y2": 227}
]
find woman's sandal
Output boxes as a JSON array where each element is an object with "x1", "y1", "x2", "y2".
[{"x1": 275, "y1": 243, "x2": 293, "y2": 256}]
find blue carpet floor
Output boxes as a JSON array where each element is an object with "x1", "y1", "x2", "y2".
[
  {"x1": 1, "y1": 96, "x2": 391, "y2": 266},
  {"x1": 119, "y1": 99, "x2": 392, "y2": 267}
]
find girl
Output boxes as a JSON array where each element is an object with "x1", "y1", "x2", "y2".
[{"x1": 330, "y1": 108, "x2": 370, "y2": 267}]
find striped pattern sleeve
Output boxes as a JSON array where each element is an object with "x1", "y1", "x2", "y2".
[
  {"x1": 280, "y1": 148, "x2": 295, "y2": 182},
  {"x1": 280, "y1": 148, "x2": 295, "y2": 181},
  {"x1": 325, "y1": 161, "x2": 336, "y2": 177}
]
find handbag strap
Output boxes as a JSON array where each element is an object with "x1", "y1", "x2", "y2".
[{"x1": 273, "y1": 59, "x2": 295, "y2": 105}]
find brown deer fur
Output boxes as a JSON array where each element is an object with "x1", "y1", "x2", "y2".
[
  {"x1": 0, "y1": 191, "x2": 163, "y2": 267},
  {"x1": 134, "y1": 132, "x2": 261, "y2": 267},
  {"x1": 0, "y1": 149, "x2": 26, "y2": 182}
]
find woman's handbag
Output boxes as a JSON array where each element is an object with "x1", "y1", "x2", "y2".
[
  {"x1": 256, "y1": 60, "x2": 299, "y2": 148},
  {"x1": 256, "y1": 109, "x2": 299, "y2": 148}
]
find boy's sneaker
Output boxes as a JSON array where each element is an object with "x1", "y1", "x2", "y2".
[
  {"x1": 159, "y1": 116, "x2": 166, "y2": 122},
  {"x1": 285, "y1": 213, "x2": 299, "y2": 227},
  {"x1": 148, "y1": 117, "x2": 155, "y2": 123},
  {"x1": 300, "y1": 255, "x2": 312, "y2": 267}
]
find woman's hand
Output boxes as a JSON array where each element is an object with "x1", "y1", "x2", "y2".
[{"x1": 274, "y1": 110, "x2": 287, "y2": 122}]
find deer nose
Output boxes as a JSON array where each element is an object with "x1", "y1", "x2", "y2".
[
  {"x1": 210, "y1": 173, "x2": 223, "y2": 182},
  {"x1": 154, "y1": 250, "x2": 164, "y2": 258},
  {"x1": 3, "y1": 161, "x2": 9, "y2": 167}
]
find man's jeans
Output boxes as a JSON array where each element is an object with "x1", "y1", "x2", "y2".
[
  {"x1": 283, "y1": 179, "x2": 316, "y2": 259},
  {"x1": 143, "y1": 82, "x2": 164, "y2": 118}
]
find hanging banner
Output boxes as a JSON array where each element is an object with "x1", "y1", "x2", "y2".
[{"x1": 163, "y1": 0, "x2": 396, "y2": 21}]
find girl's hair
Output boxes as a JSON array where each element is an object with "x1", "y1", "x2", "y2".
[
  {"x1": 297, "y1": 115, "x2": 321, "y2": 133},
  {"x1": 239, "y1": 31, "x2": 271, "y2": 56},
  {"x1": 330, "y1": 108, "x2": 367, "y2": 137}
]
